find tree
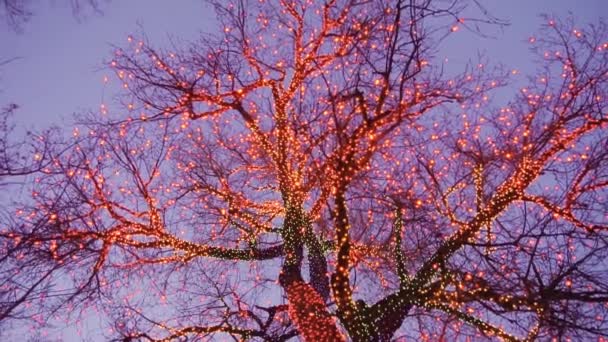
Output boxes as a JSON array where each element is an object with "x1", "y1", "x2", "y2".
[
  {"x1": 2, "y1": 0, "x2": 607, "y2": 340},
  {"x1": 0, "y1": 105, "x2": 53, "y2": 183},
  {"x1": 0, "y1": 105, "x2": 65, "y2": 329}
]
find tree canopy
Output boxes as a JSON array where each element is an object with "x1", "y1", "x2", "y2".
[{"x1": 1, "y1": 1, "x2": 607, "y2": 341}]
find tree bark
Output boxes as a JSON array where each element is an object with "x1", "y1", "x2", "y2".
[{"x1": 284, "y1": 280, "x2": 345, "y2": 341}]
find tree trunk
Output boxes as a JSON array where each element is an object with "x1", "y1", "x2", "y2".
[{"x1": 284, "y1": 280, "x2": 345, "y2": 341}]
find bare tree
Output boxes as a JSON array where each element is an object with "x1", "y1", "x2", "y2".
[{"x1": 2, "y1": 1, "x2": 607, "y2": 341}]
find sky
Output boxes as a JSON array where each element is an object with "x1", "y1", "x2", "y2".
[
  {"x1": 1, "y1": 1, "x2": 607, "y2": 131},
  {"x1": 0, "y1": 0, "x2": 213, "y2": 129},
  {"x1": 0, "y1": 0, "x2": 606, "y2": 340}
]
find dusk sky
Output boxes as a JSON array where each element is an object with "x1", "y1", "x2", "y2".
[
  {"x1": 1, "y1": 1, "x2": 607, "y2": 131},
  {"x1": 0, "y1": 1, "x2": 607, "y2": 341}
]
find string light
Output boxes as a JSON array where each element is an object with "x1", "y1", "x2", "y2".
[{"x1": 4, "y1": 1, "x2": 607, "y2": 341}]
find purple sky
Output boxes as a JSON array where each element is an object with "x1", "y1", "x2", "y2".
[
  {"x1": 0, "y1": 0, "x2": 606, "y2": 340},
  {"x1": 1, "y1": 1, "x2": 606, "y2": 131},
  {"x1": 1, "y1": 0, "x2": 213, "y2": 129}
]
